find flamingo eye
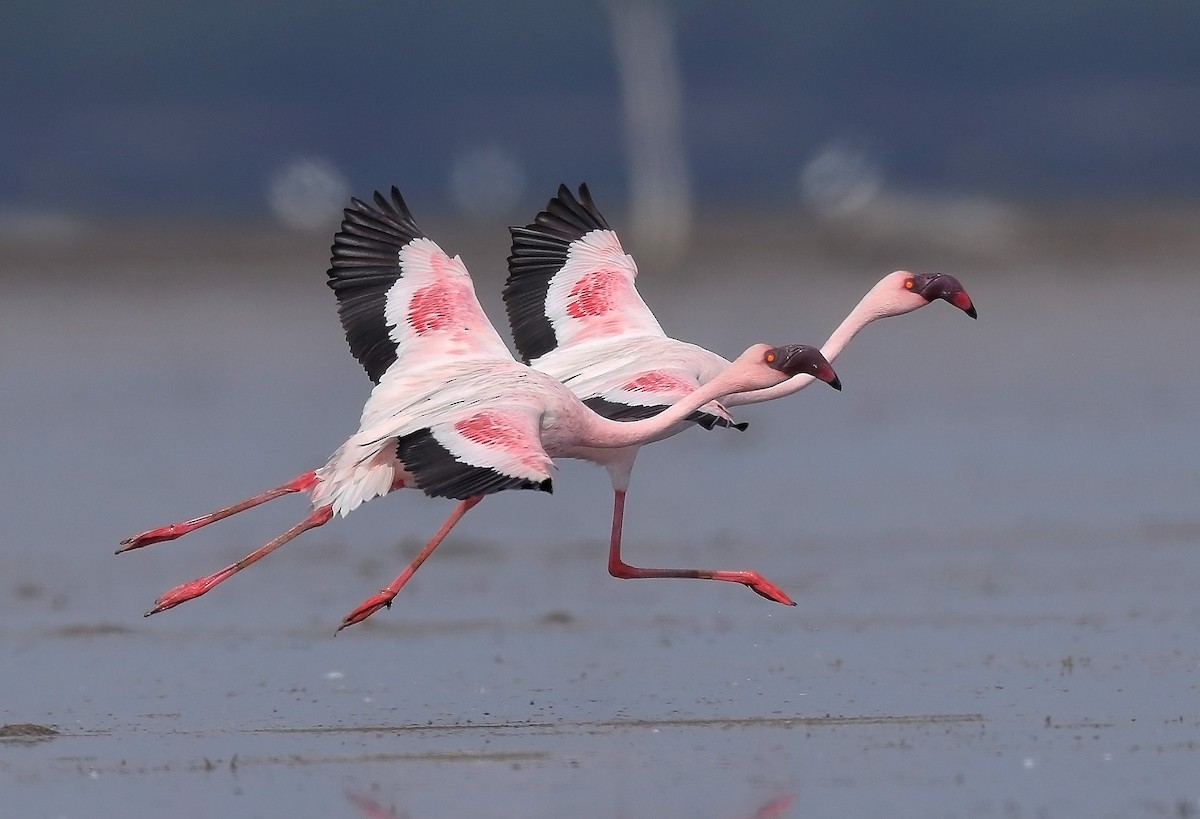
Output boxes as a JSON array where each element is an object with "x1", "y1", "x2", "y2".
[
  {"x1": 765, "y1": 350, "x2": 776, "y2": 364},
  {"x1": 904, "y1": 278, "x2": 915, "y2": 290}
]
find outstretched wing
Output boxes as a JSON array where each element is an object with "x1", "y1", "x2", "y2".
[
  {"x1": 504, "y1": 183, "x2": 666, "y2": 364},
  {"x1": 327, "y1": 186, "x2": 511, "y2": 383},
  {"x1": 398, "y1": 408, "x2": 554, "y2": 500},
  {"x1": 583, "y1": 369, "x2": 744, "y2": 431}
]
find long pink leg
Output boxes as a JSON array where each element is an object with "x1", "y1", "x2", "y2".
[
  {"x1": 338, "y1": 496, "x2": 483, "y2": 631},
  {"x1": 606, "y1": 490, "x2": 796, "y2": 605},
  {"x1": 144, "y1": 504, "x2": 334, "y2": 616},
  {"x1": 117, "y1": 471, "x2": 319, "y2": 553}
]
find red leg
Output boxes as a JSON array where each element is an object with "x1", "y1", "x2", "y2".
[
  {"x1": 606, "y1": 490, "x2": 796, "y2": 606},
  {"x1": 144, "y1": 504, "x2": 334, "y2": 616},
  {"x1": 117, "y1": 471, "x2": 319, "y2": 554},
  {"x1": 339, "y1": 496, "x2": 483, "y2": 631}
]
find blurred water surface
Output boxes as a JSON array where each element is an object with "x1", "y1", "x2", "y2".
[{"x1": 2, "y1": 211, "x2": 1198, "y2": 817}]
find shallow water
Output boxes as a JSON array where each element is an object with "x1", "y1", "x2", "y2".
[{"x1": 2, "y1": 220, "x2": 1198, "y2": 817}]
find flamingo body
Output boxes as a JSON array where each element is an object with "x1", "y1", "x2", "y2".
[
  {"x1": 507, "y1": 187, "x2": 739, "y2": 431},
  {"x1": 503, "y1": 184, "x2": 975, "y2": 600},
  {"x1": 121, "y1": 186, "x2": 840, "y2": 626},
  {"x1": 314, "y1": 189, "x2": 560, "y2": 517}
]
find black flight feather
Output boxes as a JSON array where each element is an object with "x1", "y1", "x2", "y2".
[
  {"x1": 504, "y1": 183, "x2": 612, "y2": 363},
  {"x1": 327, "y1": 186, "x2": 424, "y2": 383}
]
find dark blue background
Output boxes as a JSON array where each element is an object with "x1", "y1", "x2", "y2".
[{"x1": 5, "y1": 1, "x2": 1198, "y2": 217}]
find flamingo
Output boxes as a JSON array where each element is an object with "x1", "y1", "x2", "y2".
[
  {"x1": 503, "y1": 184, "x2": 977, "y2": 605},
  {"x1": 118, "y1": 186, "x2": 842, "y2": 628}
]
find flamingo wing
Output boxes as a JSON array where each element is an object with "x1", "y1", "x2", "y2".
[
  {"x1": 398, "y1": 407, "x2": 554, "y2": 499},
  {"x1": 504, "y1": 183, "x2": 666, "y2": 364},
  {"x1": 532, "y1": 335, "x2": 743, "y2": 432},
  {"x1": 328, "y1": 186, "x2": 511, "y2": 383},
  {"x1": 583, "y1": 369, "x2": 744, "y2": 431}
]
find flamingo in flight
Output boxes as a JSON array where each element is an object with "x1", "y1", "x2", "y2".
[
  {"x1": 118, "y1": 187, "x2": 841, "y2": 628},
  {"x1": 504, "y1": 184, "x2": 977, "y2": 605}
]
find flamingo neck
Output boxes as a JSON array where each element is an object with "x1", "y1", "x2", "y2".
[
  {"x1": 724, "y1": 294, "x2": 879, "y2": 407},
  {"x1": 579, "y1": 367, "x2": 753, "y2": 449},
  {"x1": 820, "y1": 292, "x2": 880, "y2": 361}
]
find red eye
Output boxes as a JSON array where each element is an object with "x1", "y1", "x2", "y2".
[{"x1": 904, "y1": 278, "x2": 915, "y2": 290}]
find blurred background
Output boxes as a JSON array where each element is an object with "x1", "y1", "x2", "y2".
[
  {"x1": 4, "y1": 0, "x2": 1200, "y2": 671},
  {"x1": 3, "y1": 1, "x2": 1198, "y2": 239},
  {"x1": 3, "y1": 4, "x2": 1200, "y2": 816}
]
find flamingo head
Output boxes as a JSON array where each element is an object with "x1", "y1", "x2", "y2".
[
  {"x1": 763, "y1": 344, "x2": 842, "y2": 390},
  {"x1": 875, "y1": 270, "x2": 978, "y2": 319},
  {"x1": 727, "y1": 344, "x2": 842, "y2": 394}
]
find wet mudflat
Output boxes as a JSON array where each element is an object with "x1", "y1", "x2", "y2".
[{"x1": 2, "y1": 212, "x2": 1198, "y2": 817}]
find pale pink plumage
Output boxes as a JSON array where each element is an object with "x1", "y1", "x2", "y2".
[
  {"x1": 119, "y1": 186, "x2": 838, "y2": 627},
  {"x1": 504, "y1": 184, "x2": 976, "y2": 604}
]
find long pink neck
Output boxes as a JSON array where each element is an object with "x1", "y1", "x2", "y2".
[
  {"x1": 577, "y1": 363, "x2": 759, "y2": 449},
  {"x1": 724, "y1": 294, "x2": 879, "y2": 407}
]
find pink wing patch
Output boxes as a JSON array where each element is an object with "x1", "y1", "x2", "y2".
[
  {"x1": 408, "y1": 278, "x2": 472, "y2": 335},
  {"x1": 455, "y1": 411, "x2": 526, "y2": 448},
  {"x1": 547, "y1": 230, "x2": 665, "y2": 347},
  {"x1": 566, "y1": 268, "x2": 621, "y2": 318},
  {"x1": 453, "y1": 411, "x2": 547, "y2": 474},
  {"x1": 388, "y1": 238, "x2": 511, "y2": 360},
  {"x1": 607, "y1": 367, "x2": 733, "y2": 423},
  {"x1": 622, "y1": 371, "x2": 696, "y2": 393}
]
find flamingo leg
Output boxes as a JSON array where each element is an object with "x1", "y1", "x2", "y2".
[
  {"x1": 339, "y1": 496, "x2": 483, "y2": 631},
  {"x1": 117, "y1": 471, "x2": 319, "y2": 553},
  {"x1": 606, "y1": 490, "x2": 796, "y2": 606},
  {"x1": 144, "y1": 504, "x2": 334, "y2": 616}
]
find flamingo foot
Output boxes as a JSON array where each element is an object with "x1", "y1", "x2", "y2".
[
  {"x1": 118, "y1": 522, "x2": 197, "y2": 553},
  {"x1": 144, "y1": 568, "x2": 234, "y2": 616},
  {"x1": 743, "y1": 574, "x2": 797, "y2": 606},
  {"x1": 337, "y1": 591, "x2": 396, "y2": 632},
  {"x1": 609, "y1": 558, "x2": 797, "y2": 606},
  {"x1": 703, "y1": 568, "x2": 796, "y2": 605}
]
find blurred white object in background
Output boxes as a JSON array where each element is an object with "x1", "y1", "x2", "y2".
[
  {"x1": 609, "y1": 0, "x2": 691, "y2": 264},
  {"x1": 267, "y1": 157, "x2": 350, "y2": 231},
  {"x1": 798, "y1": 141, "x2": 885, "y2": 219},
  {"x1": 448, "y1": 145, "x2": 525, "y2": 219},
  {"x1": 853, "y1": 192, "x2": 1022, "y2": 254},
  {"x1": 0, "y1": 209, "x2": 88, "y2": 243},
  {"x1": 799, "y1": 141, "x2": 1020, "y2": 254}
]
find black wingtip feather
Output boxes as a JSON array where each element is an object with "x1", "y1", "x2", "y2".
[
  {"x1": 326, "y1": 187, "x2": 428, "y2": 383},
  {"x1": 503, "y1": 183, "x2": 614, "y2": 363},
  {"x1": 398, "y1": 429, "x2": 552, "y2": 500},
  {"x1": 582, "y1": 397, "x2": 735, "y2": 431}
]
